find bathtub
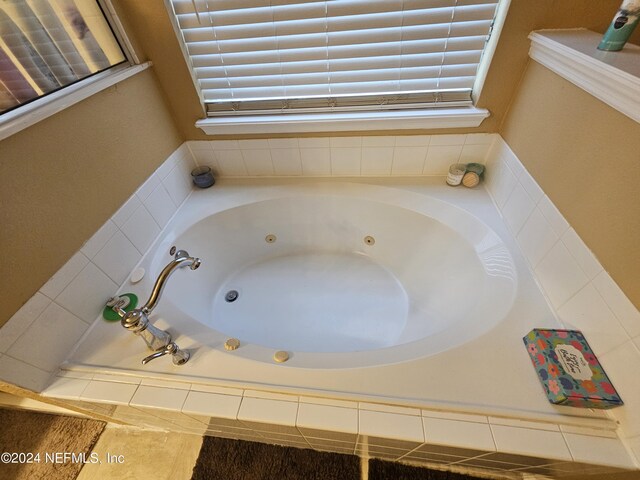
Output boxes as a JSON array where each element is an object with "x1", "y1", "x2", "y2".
[{"x1": 66, "y1": 178, "x2": 608, "y2": 423}]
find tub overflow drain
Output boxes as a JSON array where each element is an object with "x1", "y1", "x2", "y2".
[
  {"x1": 265, "y1": 234, "x2": 276, "y2": 244},
  {"x1": 364, "y1": 236, "x2": 375, "y2": 246},
  {"x1": 225, "y1": 290, "x2": 239, "y2": 302}
]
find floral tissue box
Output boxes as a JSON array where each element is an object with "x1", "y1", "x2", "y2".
[{"x1": 523, "y1": 329, "x2": 623, "y2": 409}]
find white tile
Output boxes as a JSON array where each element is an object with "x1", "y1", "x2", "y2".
[
  {"x1": 557, "y1": 284, "x2": 630, "y2": 355},
  {"x1": 559, "y1": 425, "x2": 618, "y2": 438},
  {"x1": 487, "y1": 417, "x2": 559, "y2": 432},
  {"x1": 57, "y1": 370, "x2": 94, "y2": 380},
  {"x1": 331, "y1": 147, "x2": 361, "y2": 175},
  {"x1": 0, "y1": 355, "x2": 51, "y2": 391},
  {"x1": 362, "y1": 136, "x2": 395, "y2": 147},
  {"x1": 111, "y1": 194, "x2": 142, "y2": 228},
  {"x1": 130, "y1": 385, "x2": 189, "y2": 411},
  {"x1": 535, "y1": 241, "x2": 589, "y2": 309},
  {"x1": 237, "y1": 397, "x2": 298, "y2": 427},
  {"x1": 140, "y1": 378, "x2": 190, "y2": 389},
  {"x1": 561, "y1": 229, "x2": 603, "y2": 280},
  {"x1": 55, "y1": 263, "x2": 118, "y2": 323},
  {"x1": 465, "y1": 133, "x2": 494, "y2": 145},
  {"x1": 517, "y1": 169, "x2": 544, "y2": 203},
  {"x1": 243, "y1": 390, "x2": 298, "y2": 402},
  {"x1": 7, "y1": 303, "x2": 88, "y2": 372},
  {"x1": 190, "y1": 384, "x2": 244, "y2": 396},
  {"x1": 238, "y1": 139, "x2": 270, "y2": 149},
  {"x1": 490, "y1": 425, "x2": 572, "y2": 461},
  {"x1": 300, "y1": 148, "x2": 331, "y2": 175},
  {"x1": 92, "y1": 373, "x2": 141, "y2": 384},
  {"x1": 359, "y1": 410, "x2": 425, "y2": 443},
  {"x1": 80, "y1": 380, "x2": 138, "y2": 405},
  {"x1": 155, "y1": 151, "x2": 180, "y2": 180},
  {"x1": 215, "y1": 150, "x2": 247, "y2": 176},
  {"x1": 142, "y1": 184, "x2": 178, "y2": 228},
  {"x1": 241, "y1": 149, "x2": 274, "y2": 175},
  {"x1": 0, "y1": 292, "x2": 51, "y2": 353},
  {"x1": 92, "y1": 231, "x2": 141, "y2": 285},
  {"x1": 421, "y1": 410, "x2": 488, "y2": 424},
  {"x1": 423, "y1": 145, "x2": 463, "y2": 175},
  {"x1": 182, "y1": 391, "x2": 242, "y2": 419},
  {"x1": 211, "y1": 140, "x2": 240, "y2": 150},
  {"x1": 423, "y1": 417, "x2": 495, "y2": 452},
  {"x1": 121, "y1": 206, "x2": 161, "y2": 254},
  {"x1": 43, "y1": 376, "x2": 90, "y2": 399},
  {"x1": 502, "y1": 184, "x2": 536, "y2": 235},
  {"x1": 299, "y1": 397, "x2": 357, "y2": 408},
  {"x1": 187, "y1": 140, "x2": 213, "y2": 151},
  {"x1": 135, "y1": 172, "x2": 161, "y2": 201},
  {"x1": 537, "y1": 195, "x2": 570, "y2": 237},
  {"x1": 162, "y1": 165, "x2": 193, "y2": 207},
  {"x1": 599, "y1": 342, "x2": 640, "y2": 438},
  {"x1": 392, "y1": 146, "x2": 427, "y2": 175},
  {"x1": 487, "y1": 160, "x2": 517, "y2": 209},
  {"x1": 330, "y1": 136, "x2": 361, "y2": 147},
  {"x1": 593, "y1": 271, "x2": 640, "y2": 338},
  {"x1": 80, "y1": 220, "x2": 118, "y2": 259},
  {"x1": 190, "y1": 148, "x2": 218, "y2": 167},
  {"x1": 359, "y1": 403, "x2": 421, "y2": 416},
  {"x1": 429, "y1": 134, "x2": 466, "y2": 146},
  {"x1": 270, "y1": 149, "x2": 302, "y2": 175},
  {"x1": 298, "y1": 137, "x2": 331, "y2": 148},
  {"x1": 459, "y1": 144, "x2": 490, "y2": 164},
  {"x1": 268, "y1": 138, "x2": 298, "y2": 148},
  {"x1": 394, "y1": 135, "x2": 430, "y2": 146},
  {"x1": 361, "y1": 147, "x2": 393, "y2": 175},
  {"x1": 39, "y1": 252, "x2": 89, "y2": 299},
  {"x1": 517, "y1": 208, "x2": 559, "y2": 268},
  {"x1": 627, "y1": 435, "x2": 640, "y2": 465},
  {"x1": 297, "y1": 403, "x2": 358, "y2": 434},
  {"x1": 563, "y1": 434, "x2": 635, "y2": 468}
]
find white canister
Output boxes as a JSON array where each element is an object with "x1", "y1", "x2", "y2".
[{"x1": 446, "y1": 163, "x2": 466, "y2": 186}]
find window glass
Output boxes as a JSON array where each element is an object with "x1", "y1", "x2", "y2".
[{"x1": 0, "y1": 0, "x2": 126, "y2": 115}]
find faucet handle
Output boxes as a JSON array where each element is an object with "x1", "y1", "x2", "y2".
[{"x1": 141, "y1": 342, "x2": 190, "y2": 366}]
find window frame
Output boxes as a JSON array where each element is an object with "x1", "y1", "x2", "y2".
[
  {"x1": 165, "y1": 0, "x2": 511, "y2": 134},
  {"x1": 0, "y1": 0, "x2": 145, "y2": 141}
]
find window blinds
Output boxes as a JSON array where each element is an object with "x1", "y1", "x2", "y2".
[
  {"x1": 0, "y1": 0, "x2": 126, "y2": 115},
  {"x1": 168, "y1": 0, "x2": 499, "y2": 115}
]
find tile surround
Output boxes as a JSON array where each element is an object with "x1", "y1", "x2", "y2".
[
  {"x1": 0, "y1": 144, "x2": 195, "y2": 390},
  {"x1": 485, "y1": 135, "x2": 640, "y2": 467},
  {"x1": 1, "y1": 133, "x2": 638, "y2": 476},
  {"x1": 186, "y1": 134, "x2": 491, "y2": 178}
]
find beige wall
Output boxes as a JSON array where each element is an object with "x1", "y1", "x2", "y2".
[
  {"x1": 0, "y1": 69, "x2": 183, "y2": 326},
  {"x1": 114, "y1": 0, "x2": 635, "y2": 139},
  {"x1": 500, "y1": 62, "x2": 640, "y2": 309}
]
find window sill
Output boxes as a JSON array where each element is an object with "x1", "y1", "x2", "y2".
[
  {"x1": 529, "y1": 29, "x2": 640, "y2": 124},
  {"x1": 0, "y1": 62, "x2": 152, "y2": 142},
  {"x1": 195, "y1": 107, "x2": 490, "y2": 135}
]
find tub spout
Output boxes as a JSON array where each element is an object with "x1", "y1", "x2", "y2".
[
  {"x1": 142, "y1": 249, "x2": 201, "y2": 315},
  {"x1": 107, "y1": 247, "x2": 200, "y2": 366}
]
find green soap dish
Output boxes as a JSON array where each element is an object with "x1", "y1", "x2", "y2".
[{"x1": 102, "y1": 293, "x2": 138, "y2": 322}]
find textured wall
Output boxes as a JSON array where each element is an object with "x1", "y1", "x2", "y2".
[
  {"x1": 501, "y1": 62, "x2": 640, "y2": 308},
  {"x1": 0, "y1": 69, "x2": 183, "y2": 326}
]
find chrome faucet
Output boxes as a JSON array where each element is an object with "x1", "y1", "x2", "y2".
[{"x1": 107, "y1": 247, "x2": 200, "y2": 366}]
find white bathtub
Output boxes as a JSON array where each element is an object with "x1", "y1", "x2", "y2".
[
  {"x1": 154, "y1": 184, "x2": 516, "y2": 369},
  {"x1": 67, "y1": 179, "x2": 607, "y2": 423}
]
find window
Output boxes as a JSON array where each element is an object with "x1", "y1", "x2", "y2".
[
  {"x1": 0, "y1": 0, "x2": 126, "y2": 115},
  {"x1": 167, "y1": 0, "x2": 501, "y2": 118}
]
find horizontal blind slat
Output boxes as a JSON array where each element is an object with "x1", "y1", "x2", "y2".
[{"x1": 169, "y1": 0, "x2": 498, "y2": 110}]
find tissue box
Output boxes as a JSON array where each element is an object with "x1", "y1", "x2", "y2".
[{"x1": 523, "y1": 329, "x2": 623, "y2": 409}]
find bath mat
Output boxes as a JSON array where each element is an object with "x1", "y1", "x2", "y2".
[
  {"x1": 0, "y1": 407, "x2": 105, "y2": 480},
  {"x1": 369, "y1": 458, "x2": 489, "y2": 479},
  {"x1": 191, "y1": 436, "x2": 360, "y2": 480}
]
